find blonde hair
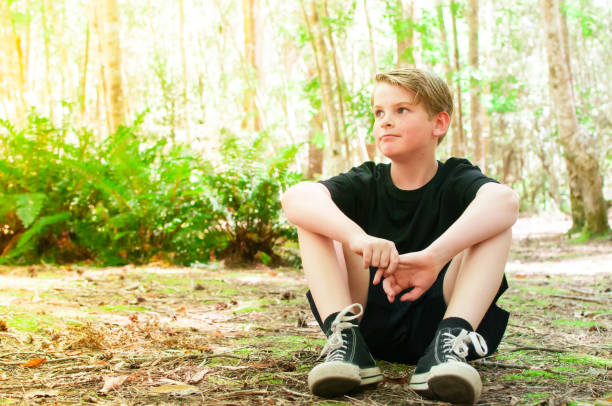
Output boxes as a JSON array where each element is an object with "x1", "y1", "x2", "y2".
[{"x1": 372, "y1": 68, "x2": 453, "y2": 143}]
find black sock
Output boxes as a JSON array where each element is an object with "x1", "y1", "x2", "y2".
[
  {"x1": 438, "y1": 317, "x2": 473, "y2": 332},
  {"x1": 322, "y1": 311, "x2": 357, "y2": 336}
]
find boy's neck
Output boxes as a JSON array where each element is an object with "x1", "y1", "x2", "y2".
[{"x1": 389, "y1": 156, "x2": 439, "y2": 191}]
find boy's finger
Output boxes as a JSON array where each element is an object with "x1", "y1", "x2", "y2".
[
  {"x1": 400, "y1": 287, "x2": 424, "y2": 302},
  {"x1": 379, "y1": 250, "x2": 390, "y2": 269},
  {"x1": 362, "y1": 247, "x2": 372, "y2": 269},
  {"x1": 373, "y1": 268, "x2": 384, "y2": 285},
  {"x1": 387, "y1": 253, "x2": 399, "y2": 274}
]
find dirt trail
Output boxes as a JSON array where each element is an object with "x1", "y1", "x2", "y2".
[{"x1": 0, "y1": 215, "x2": 610, "y2": 405}]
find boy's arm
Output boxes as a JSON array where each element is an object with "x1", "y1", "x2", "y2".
[
  {"x1": 379, "y1": 182, "x2": 519, "y2": 301},
  {"x1": 282, "y1": 181, "x2": 399, "y2": 271},
  {"x1": 426, "y1": 182, "x2": 519, "y2": 268}
]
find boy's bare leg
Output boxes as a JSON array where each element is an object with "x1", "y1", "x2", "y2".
[
  {"x1": 409, "y1": 228, "x2": 512, "y2": 404},
  {"x1": 297, "y1": 227, "x2": 370, "y2": 322},
  {"x1": 442, "y1": 228, "x2": 512, "y2": 328},
  {"x1": 298, "y1": 227, "x2": 382, "y2": 397}
]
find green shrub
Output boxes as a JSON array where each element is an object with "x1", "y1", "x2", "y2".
[
  {"x1": 0, "y1": 114, "x2": 301, "y2": 267},
  {"x1": 207, "y1": 130, "x2": 301, "y2": 266}
]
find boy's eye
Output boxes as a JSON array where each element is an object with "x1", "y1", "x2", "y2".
[
  {"x1": 398, "y1": 107, "x2": 409, "y2": 113},
  {"x1": 374, "y1": 110, "x2": 384, "y2": 118}
]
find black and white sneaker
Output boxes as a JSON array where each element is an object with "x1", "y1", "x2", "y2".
[
  {"x1": 409, "y1": 319, "x2": 488, "y2": 404},
  {"x1": 308, "y1": 303, "x2": 383, "y2": 397}
]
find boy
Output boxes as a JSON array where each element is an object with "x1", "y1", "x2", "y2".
[{"x1": 281, "y1": 68, "x2": 518, "y2": 404}]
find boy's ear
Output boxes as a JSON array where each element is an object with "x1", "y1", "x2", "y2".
[{"x1": 432, "y1": 111, "x2": 451, "y2": 138}]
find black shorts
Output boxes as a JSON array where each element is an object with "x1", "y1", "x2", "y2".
[{"x1": 306, "y1": 264, "x2": 509, "y2": 364}]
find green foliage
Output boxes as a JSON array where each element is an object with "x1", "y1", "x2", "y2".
[
  {"x1": 207, "y1": 130, "x2": 301, "y2": 266},
  {"x1": 0, "y1": 114, "x2": 300, "y2": 266}
]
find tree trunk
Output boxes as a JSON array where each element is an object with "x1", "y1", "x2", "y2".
[
  {"x1": 363, "y1": 0, "x2": 377, "y2": 160},
  {"x1": 241, "y1": 0, "x2": 261, "y2": 132},
  {"x1": 450, "y1": 0, "x2": 466, "y2": 157},
  {"x1": 300, "y1": 0, "x2": 343, "y2": 174},
  {"x1": 79, "y1": 20, "x2": 90, "y2": 117},
  {"x1": 396, "y1": 0, "x2": 415, "y2": 68},
  {"x1": 540, "y1": 0, "x2": 610, "y2": 236},
  {"x1": 467, "y1": 0, "x2": 484, "y2": 167},
  {"x1": 100, "y1": 0, "x2": 125, "y2": 134},
  {"x1": 0, "y1": 2, "x2": 26, "y2": 126},
  {"x1": 307, "y1": 108, "x2": 325, "y2": 179},
  {"x1": 178, "y1": 0, "x2": 190, "y2": 139},
  {"x1": 322, "y1": 0, "x2": 349, "y2": 163},
  {"x1": 41, "y1": 0, "x2": 53, "y2": 121}
]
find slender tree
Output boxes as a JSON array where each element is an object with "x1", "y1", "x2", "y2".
[
  {"x1": 242, "y1": 0, "x2": 261, "y2": 131},
  {"x1": 540, "y1": 0, "x2": 610, "y2": 235},
  {"x1": 396, "y1": 0, "x2": 415, "y2": 68},
  {"x1": 300, "y1": 0, "x2": 344, "y2": 174},
  {"x1": 467, "y1": 0, "x2": 484, "y2": 167},
  {"x1": 450, "y1": 0, "x2": 466, "y2": 156},
  {"x1": 100, "y1": 0, "x2": 126, "y2": 134}
]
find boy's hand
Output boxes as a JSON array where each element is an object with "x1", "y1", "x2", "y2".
[
  {"x1": 378, "y1": 249, "x2": 443, "y2": 302},
  {"x1": 348, "y1": 234, "x2": 399, "y2": 274}
]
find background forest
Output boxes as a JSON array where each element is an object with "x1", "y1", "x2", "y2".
[{"x1": 0, "y1": 0, "x2": 610, "y2": 267}]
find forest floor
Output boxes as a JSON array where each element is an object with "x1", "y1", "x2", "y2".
[{"x1": 0, "y1": 214, "x2": 610, "y2": 405}]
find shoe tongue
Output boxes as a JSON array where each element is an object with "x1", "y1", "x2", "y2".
[
  {"x1": 437, "y1": 317, "x2": 473, "y2": 333},
  {"x1": 322, "y1": 311, "x2": 357, "y2": 336}
]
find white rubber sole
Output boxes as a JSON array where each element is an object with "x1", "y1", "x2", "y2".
[
  {"x1": 408, "y1": 361, "x2": 482, "y2": 404},
  {"x1": 308, "y1": 362, "x2": 382, "y2": 398}
]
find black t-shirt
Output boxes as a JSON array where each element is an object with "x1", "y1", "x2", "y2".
[{"x1": 319, "y1": 157, "x2": 496, "y2": 255}]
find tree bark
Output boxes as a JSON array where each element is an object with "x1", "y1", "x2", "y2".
[
  {"x1": 0, "y1": 2, "x2": 26, "y2": 126},
  {"x1": 467, "y1": 0, "x2": 484, "y2": 167},
  {"x1": 100, "y1": 0, "x2": 125, "y2": 134},
  {"x1": 322, "y1": 0, "x2": 349, "y2": 163},
  {"x1": 300, "y1": 0, "x2": 344, "y2": 174},
  {"x1": 178, "y1": 0, "x2": 190, "y2": 139},
  {"x1": 540, "y1": 0, "x2": 609, "y2": 236},
  {"x1": 450, "y1": 0, "x2": 466, "y2": 157},
  {"x1": 396, "y1": 0, "x2": 415, "y2": 68},
  {"x1": 363, "y1": 0, "x2": 377, "y2": 160},
  {"x1": 241, "y1": 0, "x2": 261, "y2": 132}
]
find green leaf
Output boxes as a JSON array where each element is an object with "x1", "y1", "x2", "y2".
[{"x1": 16, "y1": 193, "x2": 47, "y2": 228}]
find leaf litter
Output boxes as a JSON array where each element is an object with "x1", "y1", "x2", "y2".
[{"x1": 0, "y1": 215, "x2": 610, "y2": 405}]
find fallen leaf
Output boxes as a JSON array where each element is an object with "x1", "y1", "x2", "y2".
[
  {"x1": 187, "y1": 368, "x2": 211, "y2": 384},
  {"x1": 65, "y1": 350, "x2": 82, "y2": 356},
  {"x1": 0, "y1": 319, "x2": 7, "y2": 332},
  {"x1": 176, "y1": 306, "x2": 186, "y2": 313},
  {"x1": 22, "y1": 358, "x2": 47, "y2": 367},
  {"x1": 515, "y1": 274, "x2": 527, "y2": 279},
  {"x1": 100, "y1": 375, "x2": 128, "y2": 394},
  {"x1": 150, "y1": 384, "x2": 199, "y2": 396},
  {"x1": 268, "y1": 271, "x2": 278, "y2": 276}
]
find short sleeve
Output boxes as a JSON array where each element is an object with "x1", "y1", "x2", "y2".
[
  {"x1": 318, "y1": 162, "x2": 376, "y2": 226},
  {"x1": 446, "y1": 158, "x2": 498, "y2": 208}
]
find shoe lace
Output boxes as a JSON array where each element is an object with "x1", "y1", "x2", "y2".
[
  {"x1": 318, "y1": 303, "x2": 363, "y2": 362},
  {"x1": 441, "y1": 329, "x2": 488, "y2": 362}
]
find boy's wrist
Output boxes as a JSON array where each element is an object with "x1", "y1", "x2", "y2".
[{"x1": 424, "y1": 244, "x2": 451, "y2": 270}]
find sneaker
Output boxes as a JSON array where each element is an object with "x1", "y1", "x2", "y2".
[
  {"x1": 409, "y1": 321, "x2": 488, "y2": 404},
  {"x1": 308, "y1": 303, "x2": 383, "y2": 397}
]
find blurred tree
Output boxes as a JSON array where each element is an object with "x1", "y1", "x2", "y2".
[
  {"x1": 242, "y1": 0, "x2": 261, "y2": 131},
  {"x1": 540, "y1": 0, "x2": 610, "y2": 236},
  {"x1": 450, "y1": 0, "x2": 466, "y2": 157},
  {"x1": 300, "y1": 0, "x2": 345, "y2": 174},
  {"x1": 98, "y1": 0, "x2": 125, "y2": 134},
  {"x1": 467, "y1": 0, "x2": 484, "y2": 167},
  {"x1": 0, "y1": 1, "x2": 27, "y2": 126},
  {"x1": 397, "y1": 0, "x2": 415, "y2": 68}
]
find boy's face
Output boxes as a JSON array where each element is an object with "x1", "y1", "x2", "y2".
[{"x1": 372, "y1": 82, "x2": 447, "y2": 161}]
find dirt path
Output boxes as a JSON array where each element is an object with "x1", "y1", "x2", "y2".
[{"x1": 0, "y1": 215, "x2": 610, "y2": 405}]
